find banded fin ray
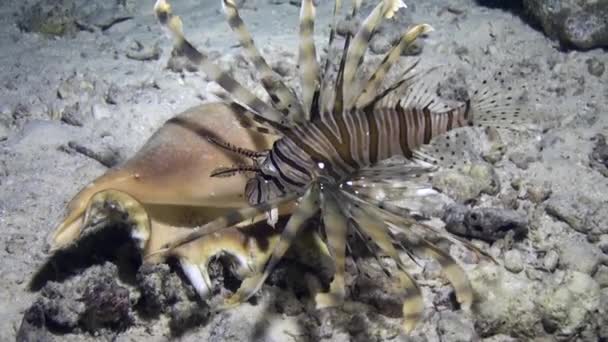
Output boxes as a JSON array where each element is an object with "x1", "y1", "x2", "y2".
[
  {"x1": 354, "y1": 24, "x2": 434, "y2": 109},
  {"x1": 154, "y1": 0, "x2": 287, "y2": 128},
  {"x1": 343, "y1": 0, "x2": 407, "y2": 107},
  {"x1": 221, "y1": 0, "x2": 304, "y2": 122},
  {"x1": 146, "y1": 192, "x2": 300, "y2": 259},
  {"x1": 221, "y1": 184, "x2": 320, "y2": 306},
  {"x1": 298, "y1": 0, "x2": 321, "y2": 120},
  {"x1": 346, "y1": 201, "x2": 423, "y2": 333},
  {"x1": 345, "y1": 192, "x2": 474, "y2": 311},
  {"x1": 315, "y1": 188, "x2": 349, "y2": 309}
]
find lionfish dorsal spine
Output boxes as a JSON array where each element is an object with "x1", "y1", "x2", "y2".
[{"x1": 222, "y1": 0, "x2": 304, "y2": 121}]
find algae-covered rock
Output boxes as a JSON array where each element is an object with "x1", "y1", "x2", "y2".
[
  {"x1": 19, "y1": 0, "x2": 132, "y2": 37},
  {"x1": 469, "y1": 263, "x2": 543, "y2": 338},
  {"x1": 523, "y1": 0, "x2": 608, "y2": 50},
  {"x1": 539, "y1": 271, "x2": 600, "y2": 336},
  {"x1": 556, "y1": 238, "x2": 601, "y2": 275},
  {"x1": 432, "y1": 163, "x2": 500, "y2": 202}
]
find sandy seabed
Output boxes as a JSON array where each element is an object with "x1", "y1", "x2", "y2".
[{"x1": 1, "y1": 0, "x2": 607, "y2": 341}]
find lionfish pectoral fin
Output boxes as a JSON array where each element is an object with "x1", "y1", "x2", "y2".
[
  {"x1": 222, "y1": 0, "x2": 303, "y2": 121},
  {"x1": 348, "y1": 202, "x2": 424, "y2": 331},
  {"x1": 354, "y1": 23, "x2": 434, "y2": 109},
  {"x1": 390, "y1": 222, "x2": 474, "y2": 310},
  {"x1": 153, "y1": 0, "x2": 287, "y2": 127},
  {"x1": 143, "y1": 194, "x2": 299, "y2": 261},
  {"x1": 228, "y1": 185, "x2": 321, "y2": 304},
  {"x1": 398, "y1": 271, "x2": 424, "y2": 333},
  {"x1": 467, "y1": 65, "x2": 540, "y2": 132},
  {"x1": 220, "y1": 273, "x2": 266, "y2": 309},
  {"x1": 315, "y1": 190, "x2": 349, "y2": 310}
]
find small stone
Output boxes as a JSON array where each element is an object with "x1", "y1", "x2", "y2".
[
  {"x1": 504, "y1": 250, "x2": 524, "y2": 273},
  {"x1": 594, "y1": 265, "x2": 608, "y2": 288},
  {"x1": 557, "y1": 239, "x2": 601, "y2": 275},
  {"x1": 586, "y1": 57, "x2": 605, "y2": 77},
  {"x1": 508, "y1": 152, "x2": 536, "y2": 170},
  {"x1": 60, "y1": 102, "x2": 84, "y2": 127},
  {"x1": 369, "y1": 36, "x2": 392, "y2": 55},
  {"x1": 91, "y1": 104, "x2": 111, "y2": 120},
  {"x1": 543, "y1": 250, "x2": 559, "y2": 272},
  {"x1": 437, "y1": 311, "x2": 479, "y2": 342},
  {"x1": 545, "y1": 195, "x2": 597, "y2": 233},
  {"x1": 432, "y1": 163, "x2": 499, "y2": 202},
  {"x1": 526, "y1": 183, "x2": 552, "y2": 203},
  {"x1": 271, "y1": 60, "x2": 292, "y2": 77},
  {"x1": 598, "y1": 235, "x2": 608, "y2": 254},
  {"x1": 104, "y1": 84, "x2": 120, "y2": 105},
  {"x1": 0, "y1": 121, "x2": 9, "y2": 141},
  {"x1": 540, "y1": 271, "x2": 600, "y2": 336}
]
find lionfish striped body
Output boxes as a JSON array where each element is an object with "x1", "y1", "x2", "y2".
[
  {"x1": 247, "y1": 100, "x2": 472, "y2": 204},
  {"x1": 153, "y1": 0, "x2": 531, "y2": 332}
]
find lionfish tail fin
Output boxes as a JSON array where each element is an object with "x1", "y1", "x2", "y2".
[{"x1": 221, "y1": 0, "x2": 303, "y2": 122}]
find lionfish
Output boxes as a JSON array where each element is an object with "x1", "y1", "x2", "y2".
[{"x1": 152, "y1": 0, "x2": 531, "y2": 332}]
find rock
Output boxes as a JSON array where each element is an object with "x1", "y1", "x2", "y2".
[
  {"x1": 469, "y1": 263, "x2": 543, "y2": 337},
  {"x1": 508, "y1": 151, "x2": 536, "y2": 170},
  {"x1": 136, "y1": 263, "x2": 194, "y2": 316},
  {"x1": 126, "y1": 41, "x2": 161, "y2": 61},
  {"x1": 504, "y1": 250, "x2": 524, "y2": 274},
  {"x1": 594, "y1": 265, "x2": 608, "y2": 288},
  {"x1": 437, "y1": 311, "x2": 479, "y2": 342},
  {"x1": 60, "y1": 102, "x2": 85, "y2": 127},
  {"x1": 523, "y1": 0, "x2": 608, "y2": 50},
  {"x1": 168, "y1": 301, "x2": 209, "y2": 335},
  {"x1": 91, "y1": 103, "x2": 112, "y2": 120},
  {"x1": 443, "y1": 204, "x2": 528, "y2": 242},
  {"x1": 369, "y1": 36, "x2": 392, "y2": 55},
  {"x1": 525, "y1": 182, "x2": 552, "y2": 204},
  {"x1": 16, "y1": 303, "x2": 53, "y2": 342},
  {"x1": 80, "y1": 269, "x2": 131, "y2": 332},
  {"x1": 539, "y1": 271, "x2": 600, "y2": 336},
  {"x1": 598, "y1": 234, "x2": 608, "y2": 254},
  {"x1": 590, "y1": 133, "x2": 608, "y2": 178},
  {"x1": 545, "y1": 194, "x2": 605, "y2": 234},
  {"x1": 586, "y1": 57, "x2": 605, "y2": 77},
  {"x1": 22, "y1": 263, "x2": 133, "y2": 335},
  {"x1": 542, "y1": 250, "x2": 559, "y2": 272},
  {"x1": 599, "y1": 288, "x2": 608, "y2": 340},
  {"x1": 19, "y1": 0, "x2": 133, "y2": 37},
  {"x1": 0, "y1": 121, "x2": 9, "y2": 141},
  {"x1": 352, "y1": 260, "x2": 404, "y2": 318},
  {"x1": 432, "y1": 163, "x2": 499, "y2": 202},
  {"x1": 557, "y1": 238, "x2": 601, "y2": 275}
]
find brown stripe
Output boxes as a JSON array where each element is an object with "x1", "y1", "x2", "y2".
[
  {"x1": 447, "y1": 109, "x2": 454, "y2": 131},
  {"x1": 463, "y1": 99, "x2": 472, "y2": 125},
  {"x1": 364, "y1": 107, "x2": 379, "y2": 164},
  {"x1": 411, "y1": 107, "x2": 420, "y2": 147},
  {"x1": 395, "y1": 103, "x2": 412, "y2": 158},
  {"x1": 423, "y1": 107, "x2": 432, "y2": 144}
]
